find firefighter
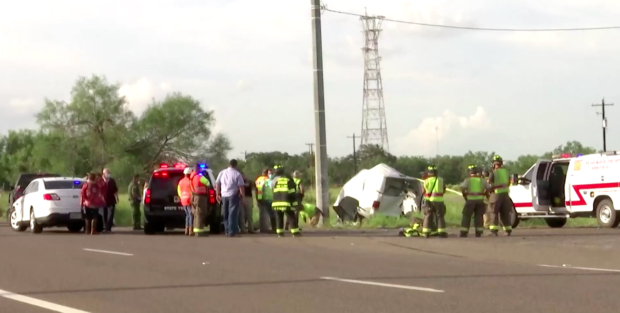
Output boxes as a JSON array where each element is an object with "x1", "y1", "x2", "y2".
[
  {"x1": 190, "y1": 167, "x2": 211, "y2": 237},
  {"x1": 177, "y1": 167, "x2": 194, "y2": 236},
  {"x1": 270, "y1": 165, "x2": 301, "y2": 237},
  {"x1": 487, "y1": 155, "x2": 513, "y2": 236},
  {"x1": 418, "y1": 171, "x2": 438, "y2": 236},
  {"x1": 459, "y1": 165, "x2": 488, "y2": 237},
  {"x1": 285, "y1": 170, "x2": 304, "y2": 230},
  {"x1": 422, "y1": 165, "x2": 447, "y2": 238}
]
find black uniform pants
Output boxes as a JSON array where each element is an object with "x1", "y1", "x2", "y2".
[
  {"x1": 275, "y1": 207, "x2": 299, "y2": 234},
  {"x1": 423, "y1": 201, "x2": 446, "y2": 234},
  {"x1": 490, "y1": 193, "x2": 513, "y2": 232},
  {"x1": 461, "y1": 200, "x2": 485, "y2": 233}
]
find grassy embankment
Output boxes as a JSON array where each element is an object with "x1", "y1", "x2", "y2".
[{"x1": 0, "y1": 189, "x2": 598, "y2": 229}]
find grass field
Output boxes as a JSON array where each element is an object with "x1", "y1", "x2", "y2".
[{"x1": 0, "y1": 189, "x2": 598, "y2": 229}]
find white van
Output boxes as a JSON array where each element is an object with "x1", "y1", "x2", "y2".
[
  {"x1": 333, "y1": 164, "x2": 423, "y2": 221},
  {"x1": 510, "y1": 152, "x2": 620, "y2": 228}
]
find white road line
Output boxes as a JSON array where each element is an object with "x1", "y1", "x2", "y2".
[
  {"x1": 0, "y1": 289, "x2": 90, "y2": 313},
  {"x1": 83, "y1": 248, "x2": 133, "y2": 256},
  {"x1": 320, "y1": 277, "x2": 444, "y2": 293},
  {"x1": 538, "y1": 264, "x2": 620, "y2": 273}
]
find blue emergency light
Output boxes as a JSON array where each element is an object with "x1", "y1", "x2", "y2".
[
  {"x1": 74, "y1": 181, "x2": 81, "y2": 184},
  {"x1": 197, "y1": 163, "x2": 207, "y2": 169},
  {"x1": 576, "y1": 154, "x2": 584, "y2": 157}
]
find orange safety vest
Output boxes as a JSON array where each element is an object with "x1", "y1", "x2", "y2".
[
  {"x1": 190, "y1": 173, "x2": 208, "y2": 195},
  {"x1": 255, "y1": 176, "x2": 267, "y2": 200},
  {"x1": 177, "y1": 177, "x2": 192, "y2": 206}
]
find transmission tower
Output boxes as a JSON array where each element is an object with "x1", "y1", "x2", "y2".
[{"x1": 360, "y1": 11, "x2": 389, "y2": 151}]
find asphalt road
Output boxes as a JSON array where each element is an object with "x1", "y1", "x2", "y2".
[{"x1": 1, "y1": 224, "x2": 620, "y2": 313}]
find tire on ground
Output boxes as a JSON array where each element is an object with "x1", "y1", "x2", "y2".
[
  {"x1": 30, "y1": 210, "x2": 43, "y2": 234},
  {"x1": 9, "y1": 208, "x2": 27, "y2": 232},
  {"x1": 67, "y1": 222, "x2": 84, "y2": 233},
  {"x1": 143, "y1": 222, "x2": 157, "y2": 235},
  {"x1": 209, "y1": 206, "x2": 222, "y2": 234},
  {"x1": 544, "y1": 218, "x2": 567, "y2": 228},
  {"x1": 596, "y1": 199, "x2": 619, "y2": 228}
]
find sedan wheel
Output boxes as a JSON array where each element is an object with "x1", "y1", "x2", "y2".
[
  {"x1": 10, "y1": 209, "x2": 26, "y2": 232},
  {"x1": 29, "y1": 210, "x2": 43, "y2": 234}
]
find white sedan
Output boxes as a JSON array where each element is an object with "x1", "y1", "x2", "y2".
[{"x1": 10, "y1": 177, "x2": 85, "y2": 233}]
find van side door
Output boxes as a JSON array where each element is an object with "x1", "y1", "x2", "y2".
[{"x1": 531, "y1": 160, "x2": 552, "y2": 211}]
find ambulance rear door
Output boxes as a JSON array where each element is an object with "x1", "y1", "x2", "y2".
[{"x1": 531, "y1": 160, "x2": 552, "y2": 211}]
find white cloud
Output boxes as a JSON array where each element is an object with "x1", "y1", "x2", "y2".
[
  {"x1": 208, "y1": 105, "x2": 223, "y2": 134},
  {"x1": 118, "y1": 78, "x2": 152, "y2": 114},
  {"x1": 9, "y1": 97, "x2": 39, "y2": 114},
  {"x1": 160, "y1": 82, "x2": 171, "y2": 91},
  {"x1": 393, "y1": 107, "x2": 491, "y2": 156},
  {"x1": 236, "y1": 79, "x2": 251, "y2": 91}
]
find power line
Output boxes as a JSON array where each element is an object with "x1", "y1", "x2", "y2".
[{"x1": 322, "y1": 7, "x2": 620, "y2": 32}]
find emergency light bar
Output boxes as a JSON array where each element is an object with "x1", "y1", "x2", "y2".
[
  {"x1": 158, "y1": 162, "x2": 187, "y2": 169},
  {"x1": 552, "y1": 153, "x2": 574, "y2": 159}
]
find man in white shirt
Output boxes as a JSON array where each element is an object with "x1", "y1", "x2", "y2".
[{"x1": 215, "y1": 159, "x2": 246, "y2": 237}]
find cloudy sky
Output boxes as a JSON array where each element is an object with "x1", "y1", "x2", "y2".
[{"x1": 1, "y1": 0, "x2": 619, "y2": 160}]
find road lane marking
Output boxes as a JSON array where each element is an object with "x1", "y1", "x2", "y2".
[
  {"x1": 0, "y1": 289, "x2": 90, "y2": 313},
  {"x1": 539, "y1": 264, "x2": 620, "y2": 273},
  {"x1": 320, "y1": 277, "x2": 444, "y2": 293},
  {"x1": 83, "y1": 248, "x2": 133, "y2": 256}
]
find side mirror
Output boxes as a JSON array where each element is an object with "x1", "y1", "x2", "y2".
[{"x1": 510, "y1": 174, "x2": 519, "y2": 186}]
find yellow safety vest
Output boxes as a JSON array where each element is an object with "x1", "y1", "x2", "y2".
[
  {"x1": 466, "y1": 176, "x2": 485, "y2": 201},
  {"x1": 423, "y1": 176, "x2": 444, "y2": 202},
  {"x1": 272, "y1": 177, "x2": 295, "y2": 209},
  {"x1": 493, "y1": 168, "x2": 510, "y2": 194}
]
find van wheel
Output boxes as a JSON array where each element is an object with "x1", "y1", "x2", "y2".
[
  {"x1": 10, "y1": 208, "x2": 27, "y2": 232},
  {"x1": 510, "y1": 206, "x2": 520, "y2": 229},
  {"x1": 29, "y1": 210, "x2": 43, "y2": 234},
  {"x1": 144, "y1": 222, "x2": 157, "y2": 235},
  {"x1": 596, "y1": 199, "x2": 619, "y2": 228},
  {"x1": 544, "y1": 218, "x2": 567, "y2": 228},
  {"x1": 67, "y1": 222, "x2": 84, "y2": 233},
  {"x1": 209, "y1": 207, "x2": 222, "y2": 234}
]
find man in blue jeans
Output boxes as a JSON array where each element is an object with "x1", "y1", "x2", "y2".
[{"x1": 215, "y1": 159, "x2": 246, "y2": 237}]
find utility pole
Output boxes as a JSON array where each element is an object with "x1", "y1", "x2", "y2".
[
  {"x1": 347, "y1": 133, "x2": 360, "y2": 174},
  {"x1": 311, "y1": 0, "x2": 330, "y2": 226},
  {"x1": 592, "y1": 98, "x2": 614, "y2": 152}
]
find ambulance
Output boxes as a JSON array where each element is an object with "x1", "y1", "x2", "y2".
[{"x1": 509, "y1": 152, "x2": 620, "y2": 228}]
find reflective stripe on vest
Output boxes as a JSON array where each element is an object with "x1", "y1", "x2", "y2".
[
  {"x1": 255, "y1": 176, "x2": 266, "y2": 199},
  {"x1": 423, "y1": 176, "x2": 444, "y2": 202},
  {"x1": 493, "y1": 168, "x2": 510, "y2": 194},
  {"x1": 467, "y1": 176, "x2": 484, "y2": 200},
  {"x1": 293, "y1": 178, "x2": 301, "y2": 194}
]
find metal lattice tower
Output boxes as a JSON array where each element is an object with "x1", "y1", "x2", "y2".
[{"x1": 360, "y1": 12, "x2": 389, "y2": 151}]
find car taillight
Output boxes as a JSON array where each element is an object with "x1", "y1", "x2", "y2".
[
  {"x1": 161, "y1": 172, "x2": 168, "y2": 177},
  {"x1": 372, "y1": 201, "x2": 380, "y2": 209},
  {"x1": 43, "y1": 193, "x2": 60, "y2": 201},
  {"x1": 209, "y1": 189, "x2": 215, "y2": 204},
  {"x1": 145, "y1": 189, "x2": 151, "y2": 204}
]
